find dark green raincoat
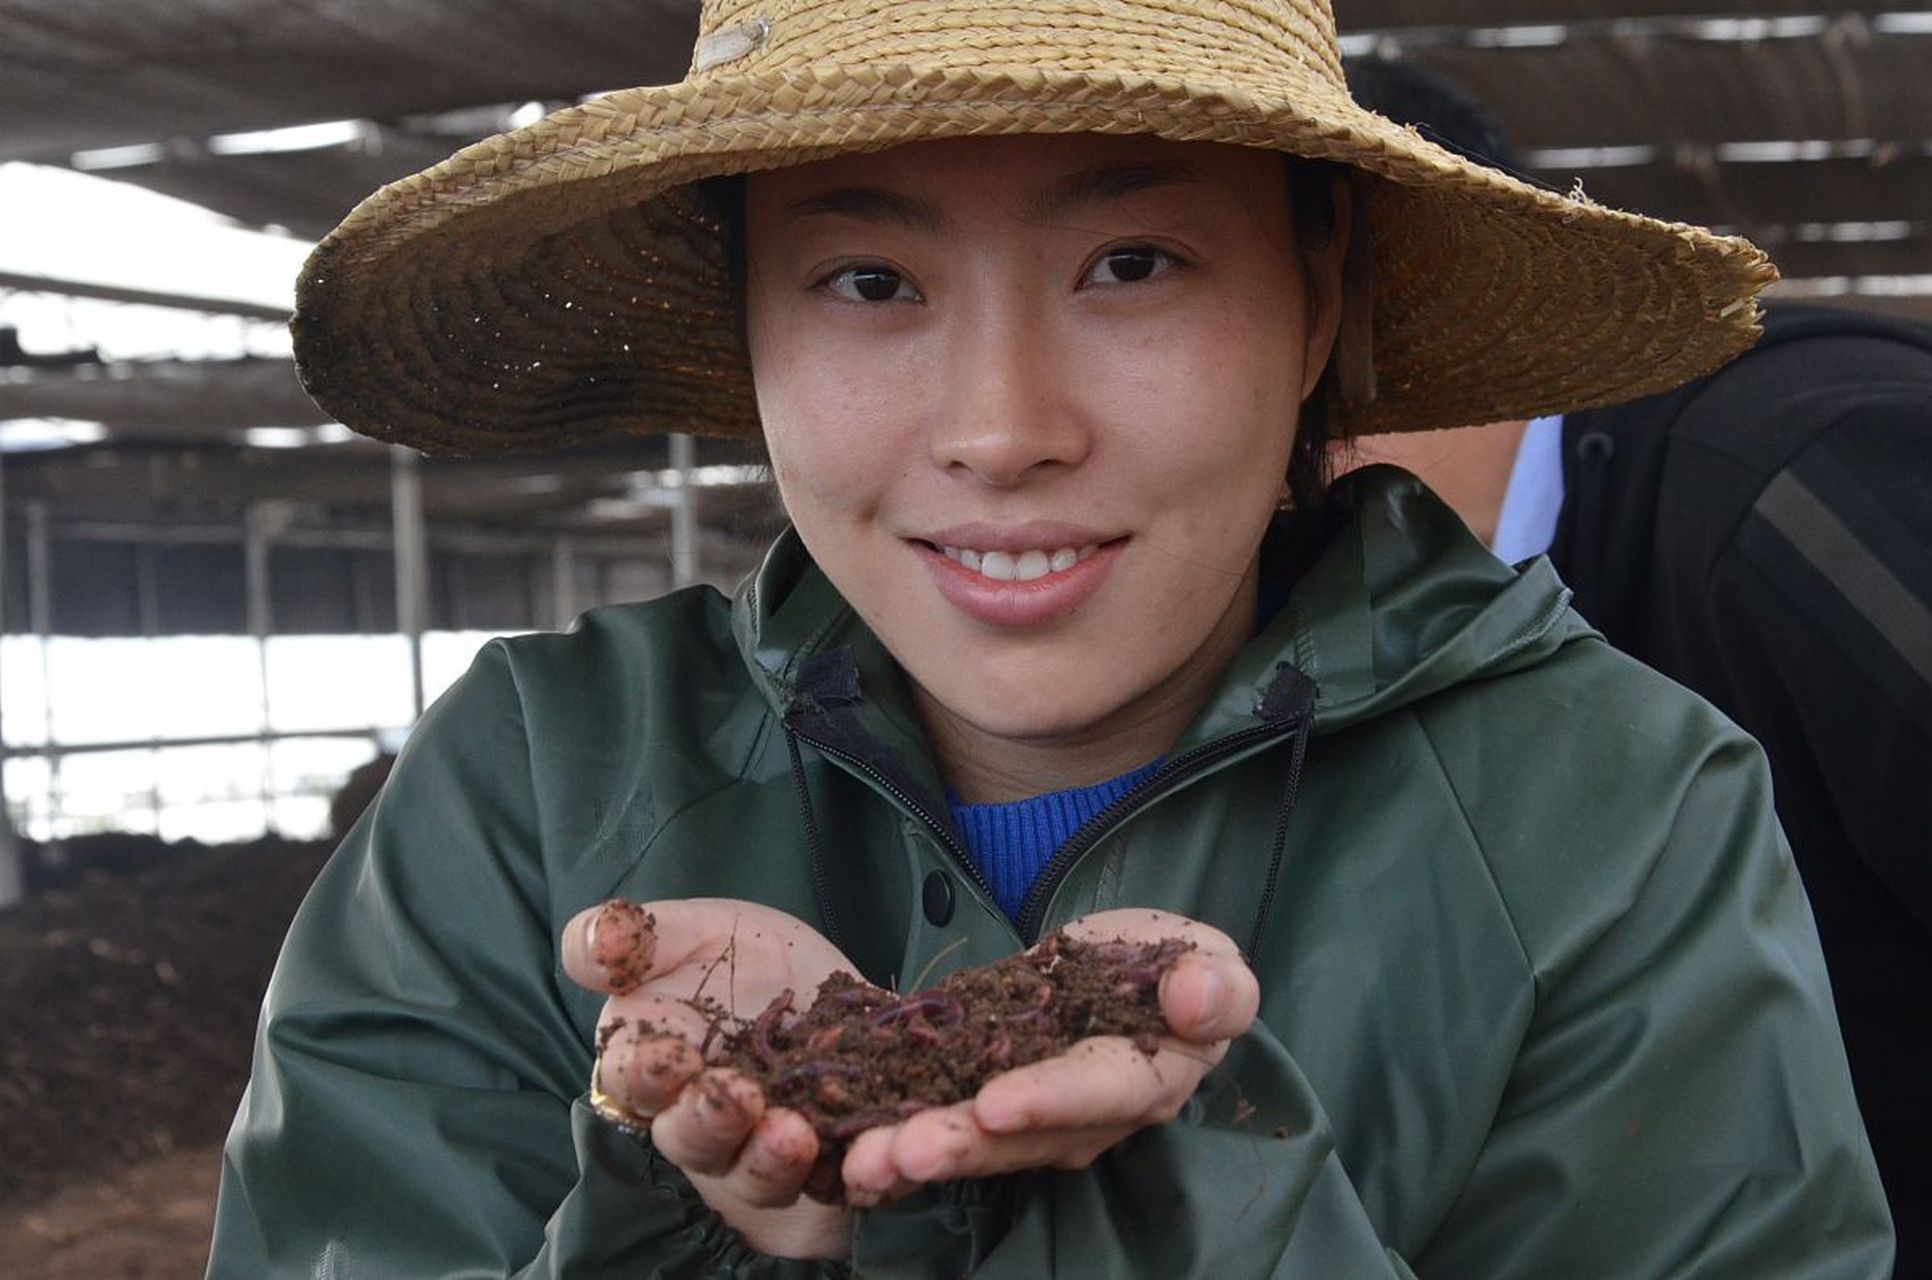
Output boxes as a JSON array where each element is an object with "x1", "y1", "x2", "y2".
[{"x1": 208, "y1": 469, "x2": 1893, "y2": 1277}]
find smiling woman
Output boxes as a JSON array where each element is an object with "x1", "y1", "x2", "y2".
[
  {"x1": 745, "y1": 137, "x2": 1338, "y2": 799},
  {"x1": 209, "y1": 2, "x2": 1893, "y2": 1277}
]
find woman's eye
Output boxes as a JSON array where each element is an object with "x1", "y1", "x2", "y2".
[
  {"x1": 1084, "y1": 246, "x2": 1177, "y2": 286},
  {"x1": 824, "y1": 265, "x2": 920, "y2": 303}
]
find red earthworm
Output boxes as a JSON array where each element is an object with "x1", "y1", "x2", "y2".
[
  {"x1": 1006, "y1": 1008, "x2": 1052, "y2": 1034},
  {"x1": 870, "y1": 993, "x2": 964, "y2": 1028},
  {"x1": 751, "y1": 989, "x2": 794, "y2": 1066},
  {"x1": 773, "y1": 1058, "x2": 864, "y2": 1092},
  {"x1": 818, "y1": 982, "x2": 893, "y2": 1012}
]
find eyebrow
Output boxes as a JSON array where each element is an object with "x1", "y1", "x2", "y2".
[
  {"x1": 781, "y1": 161, "x2": 1206, "y2": 232},
  {"x1": 1021, "y1": 162, "x2": 1205, "y2": 223},
  {"x1": 782, "y1": 187, "x2": 945, "y2": 231}
]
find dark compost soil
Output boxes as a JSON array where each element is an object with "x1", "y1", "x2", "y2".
[
  {"x1": 700, "y1": 927, "x2": 1192, "y2": 1200},
  {"x1": 0, "y1": 835, "x2": 330, "y2": 1210}
]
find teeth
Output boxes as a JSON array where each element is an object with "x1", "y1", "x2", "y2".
[{"x1": 938, "y1": 543, "x2": 1099, "y2": 582}]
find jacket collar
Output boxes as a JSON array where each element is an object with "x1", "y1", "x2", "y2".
[{"x1": 732, "y1": 465, "x2": 1588, "y2": 754}]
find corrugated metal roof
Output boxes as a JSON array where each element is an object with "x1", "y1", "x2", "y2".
[{"x1": 0, "y1": 0, "x2": 1924, "y2": 547}]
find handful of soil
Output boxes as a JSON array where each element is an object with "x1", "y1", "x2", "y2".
[{"x1": 708, "y1": 930, "x2": 1192, "y2": 1201}]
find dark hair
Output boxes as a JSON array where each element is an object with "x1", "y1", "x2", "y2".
[
  {"x1": 699, "y1": 157, "x2": 1345, "y2": 542},
  {"x1": 1342, "y1": 55, "x2": 1525, "y2": 178},
  {"x1": 1279, "y1": 158, "x2": 1345, "y2": 545}
]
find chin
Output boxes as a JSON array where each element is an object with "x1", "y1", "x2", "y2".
[{"x1": 916, "y1": 664, "x2": 1146, "y2": 743}]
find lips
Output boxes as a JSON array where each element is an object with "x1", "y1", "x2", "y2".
[{"x1": 913, "y1": 524, "x2": 1124, "y2": 627}]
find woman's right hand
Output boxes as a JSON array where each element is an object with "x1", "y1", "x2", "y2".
[{"x1": 560, "y1": 897, "x2": 856, "y2": 1260}]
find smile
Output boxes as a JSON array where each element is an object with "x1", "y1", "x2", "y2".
[{"x1": 936, "y1": 544, "x2": 1100, "y2": 582}]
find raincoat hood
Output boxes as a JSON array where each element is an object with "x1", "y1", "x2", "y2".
[{"x1": 733, "y1": 465, "x2": 1589, "y2": 745}]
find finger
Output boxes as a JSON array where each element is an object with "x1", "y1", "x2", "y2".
[
  {"x1": 840, "y1": 1124, "x2": 918, "y2": 1203},
  {"x1": 650, "y1": 1068, "x2": 766, "y2": 1177},
  {"x1": 1158, "y1": 951, "x2": 1260, "y2": 1043},
  {"x1": 563, "y1": 897, "x2": 840, "y2": 996},
  {"x1": 563, "y1": 898, "x2": 660, "y2": 994},
  {"x1": 885, "y1": 1108, "x2": 1125, "y2": 1183},
  {"x1": 972, "y1": 1036, "x2": 1201, "y2": 1134},
  {"x1": 885, "y1": 1102, "x2": 987, "y2": 1182},
  {"x1": 597, "y1": 1012, "x2": 707, "y2": 1119},
  {"x1": 1063, "y1": 908, "x2": 1242, "y2": 958},
  {"x1": 701, "y1": 1107, "x2": 821, "y2": 1209}
]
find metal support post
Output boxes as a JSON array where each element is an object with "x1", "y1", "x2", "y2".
[
  {"x1": 246, "y1": 504, "x2": 276, "y2": 834},
  {"x1": 0, "y1": 450, "x2": 18, "y2": 907},
  {"x1": 391, "y1": 446, "x2": 429, "y2": 722},
  {"x1": 551, "y1": 536, "x2": 578, "y2": 632},
  {"x1": 26, "y1": 500, "x2": 59, "y2": 861},
  {"x1": 669, "y1": 433, "x2": 700, "y2": 588}
]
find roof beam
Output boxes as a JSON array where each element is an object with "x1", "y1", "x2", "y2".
[{"x1": 0, "y1": 270, "x2": 291, "y2": 322}]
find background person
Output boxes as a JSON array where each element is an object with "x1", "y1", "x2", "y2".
[
  {"x1": 209, "y1": 5, "x2": 1892, "y2": 1275},
  {"x1": 1346, "y1": 54, "x2": 1932, "y2": 1274}
]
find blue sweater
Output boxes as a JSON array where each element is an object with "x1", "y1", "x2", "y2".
[{"x1": 949, "y1": 758, "x2": 1164, "y2": 920}]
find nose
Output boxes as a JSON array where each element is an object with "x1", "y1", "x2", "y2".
[{"x1": 928, "y1": 306, "x2": 1090, "y2": 487}]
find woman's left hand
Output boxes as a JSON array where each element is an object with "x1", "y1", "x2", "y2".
[{"x1": 838, "y1": 909, "x2": 1260, "y2": 1204}]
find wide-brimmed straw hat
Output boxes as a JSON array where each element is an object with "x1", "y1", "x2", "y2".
[{"x1": 294, "y1": 0, "x2": 1776, "y2": 456}]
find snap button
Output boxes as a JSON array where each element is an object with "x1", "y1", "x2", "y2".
[
  {"x1": 1577, "y1": 430, "x2": 1616, "y2": 461},
  {"x1": 922, "y1": 869, "x2": 955, "y2": 926}
]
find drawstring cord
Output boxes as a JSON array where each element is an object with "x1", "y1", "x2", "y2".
[
  {"x1": 1246, "y1": 672, "x2": 1317, "y2": 966},
  {"x1": 784, "y1": 723, "x2": 847, "y2": 955}
]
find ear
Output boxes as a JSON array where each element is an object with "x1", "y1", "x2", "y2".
[{"x1": 1298, "y1": 172, "x2": 1359, "y2": 405}]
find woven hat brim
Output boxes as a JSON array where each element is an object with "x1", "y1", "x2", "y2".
[{"x1": 294, "y1": 62, "x2": 1776, "y2": 455}]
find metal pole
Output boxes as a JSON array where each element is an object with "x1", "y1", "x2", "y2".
[
  {"x1": 0, "y1": 451, "x2": 20, "y2": 908},
  {"x1": 669, "y1": 432, "x2": 699, "y2": 588},
  {"x1": 26, "y1": 500, "x2": 60, "y2": 862},
  {"x1": 391, "y1": 446, "x2": 428, "y2": 722},
  {"x1": 551, "y1": 536, "x2": 578, "y2": 631},
  {"x1": 246, "y1": 505, "x2": 276, "y2": 835}
]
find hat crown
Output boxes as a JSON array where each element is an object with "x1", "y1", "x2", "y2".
[{"x1": 690, "y1": 0, "x2": 1344, "y2": 91}]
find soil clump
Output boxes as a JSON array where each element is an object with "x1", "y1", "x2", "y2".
[{"x1": 709, "y1": 931, "x2": 1192, "y2": 1200}]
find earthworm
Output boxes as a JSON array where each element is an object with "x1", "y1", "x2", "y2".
[
  {"x1": 750, "y1": 989, "x2": 794, "y2": 1066},
  {"x1": 1005, "y1": 1008, "x2": 1052, "y2": 1034},
  {"x1": 818, "y1": 982, "x2": 893, "y2": 1012},
  {"x1": 773, "y1": 1059, "x2": 864, "y2": 1092},
  {"x1": 870, "y1": 993, "x2": 965, "y2": 1028}
]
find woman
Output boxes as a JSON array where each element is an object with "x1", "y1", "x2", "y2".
[{"x1": 210, "y1": 2, "x2": 1893, "y2": 1276}]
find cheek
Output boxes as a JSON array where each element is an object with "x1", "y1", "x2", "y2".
[
  {"x1": 1091, "y1": 307, "x2": 1303, "y2": 490},
  {"x1": 754, "y1": 337, "x2": 913, "y2": 524}
]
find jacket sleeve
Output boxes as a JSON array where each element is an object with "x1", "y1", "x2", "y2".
[
  {"x1": 855, "y1": 738, "x2": 1891, "y2": 1279},
  {"x1": 206, "y1": 642, "x2": 843, "y2": 1279},
  {"x1": 1414, "y1": 737, "x2": 1894, "y2": 1277}
]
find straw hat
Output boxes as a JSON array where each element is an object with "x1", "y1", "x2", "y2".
[{"x1": 294, "y1": 0, "x2": 1776, "y2": 455}]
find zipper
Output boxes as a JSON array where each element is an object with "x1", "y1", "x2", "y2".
[
  {"x1": 1013, "y1": 717, "x2": 1305, "y2": 942},
  {"x1": 786, "y1": 723, "x2": 1004, "y2": 909}
]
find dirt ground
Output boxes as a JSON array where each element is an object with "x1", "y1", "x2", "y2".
[{"x1": 0, "y1": 834, "x2": 332, "y2": 1276}]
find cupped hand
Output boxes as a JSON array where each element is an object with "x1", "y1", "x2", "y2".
[
  {"x1": 560, "y1": 897, "x2": 855, "y2": 1259},
  {"x1": 838, "y1": 909, "x2": 1260, "y2": 1205}
]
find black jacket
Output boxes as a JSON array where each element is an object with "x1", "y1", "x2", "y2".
[{"x1": 1553, "y1": 304, "x2": 1932, "y2": 1276}]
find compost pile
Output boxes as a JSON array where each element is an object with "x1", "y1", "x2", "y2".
[
  {"x1": 0, "y1": 834, "x2": 330, "y2": 1209},
  {"x1": 704, "y1": 929, "x2": 1191, "y2": 1200}
]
